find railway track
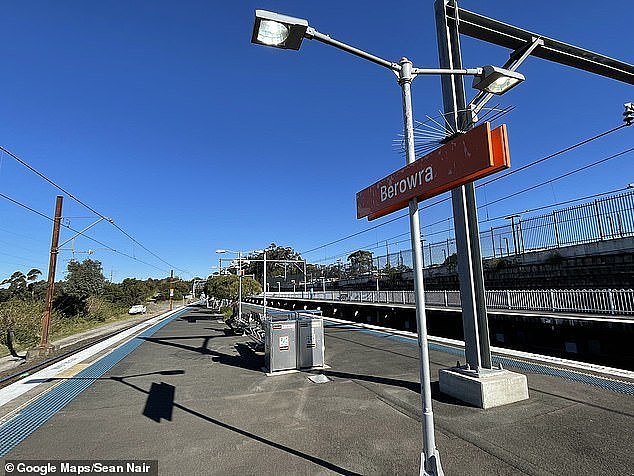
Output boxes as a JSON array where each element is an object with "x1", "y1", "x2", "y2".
[{"x1": 0, "y1": 312, "x2": 173, "y2": 390}]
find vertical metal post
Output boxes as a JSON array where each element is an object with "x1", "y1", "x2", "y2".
[
  {"x1": 553, "y1": 211, "x2": 560, "y2": 247},
  {"x1": 303, "y1": 260, "x2": 307, "y2": 297},
  {"x1": 436, "y1": 0, "x2": 491, "y2": 370},
  {"x1": 169, "y1": 269, "x2": 174, "y2": 311},
  {"x1": 386, "y1": 240, "x2": 390, "y2": 268},
  {"x1": 263, "y1": 251, "x2": 267, "y2": 319},
  {"x1": 594, "y1": 200, "x2": 604, "y2": 240},
  {"x1": 40, "y1": 195, "x2": 63, "y2": 349},
  {"x1": 399, "y1": 57, "x2": 443, "y2": 476},
  {"x1": 510, "y1": 216, "x2": 518, "y2": 254},
  {"x1": 491, "y1": 227, "x2": 496, "y2": 258},
  {"x1": 238, "y1": 251, "x2": 242, "y2": 319}
]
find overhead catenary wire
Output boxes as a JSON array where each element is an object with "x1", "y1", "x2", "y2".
[
  {"x1": 300, "y1": 122, "x2": 631, "y2": 256},
  {"x1": 0, "y1": 145, "x2": 189, "y2": 275},
  {"x1": 0, "y1": 192, "x2": 170, "y2": 274},
  {"x1": 309, "y1": 159, "x2": 634, "y2": 265}
]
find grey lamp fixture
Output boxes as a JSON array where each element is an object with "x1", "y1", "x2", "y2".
[
  {"x1": 472, "y1": 65, "x2": 525, "y2": 95},
  {"x1": 252, "y1": 10, "x2": 308, "y2": 50}
]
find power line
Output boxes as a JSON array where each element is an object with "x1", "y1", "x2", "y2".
[
  {"x1": 0, "y1": 146, "x2": 104, "y2": 217},
  {"x1": 300, "y1": 122, "x2": 630, "y2": 256},
  {"x1": 0, "y1": 192, "x2": 51, "y2": 221},
  {"x1": 310, "y1": 182, "x2": 633, "y2": 265},
  {"x1": 478, "y1": 123, "x2": 630, "y2": 188},
  {"x1": 0, "y1": 145, "x2": 189, "y2": 275},
  {"x1": 482, "y1": 148, "x2": 633, "y2": 209},
  {"x1": 0, "y1": 192, "x2": 170, "y2": 274}
]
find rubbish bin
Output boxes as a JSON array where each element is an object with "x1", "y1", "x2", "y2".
[
  {"x1": 296, "y1": 314, "x2": 325, "y2": 369},
  {"x1": 265, "y1": 313, "x2": 297, "y2": 372}
]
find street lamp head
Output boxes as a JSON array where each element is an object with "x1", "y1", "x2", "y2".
[
  {"x1": 215, "y1": 249, "x2": 228, "y2": 254},
  {"x1": 472, "y1": 65, "x2": 525, "y2": 95},
  {"x1": 252, "y1": 10, "x2": 309, "y2": 50}
]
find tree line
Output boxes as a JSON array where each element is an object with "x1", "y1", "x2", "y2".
[{"x1": 0, "y1": 259, "x2": 195, "y2": 355}]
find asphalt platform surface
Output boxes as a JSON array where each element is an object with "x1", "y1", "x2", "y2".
[{"x1": 2, "y1": 305, "x2": 633, "y2": 475}]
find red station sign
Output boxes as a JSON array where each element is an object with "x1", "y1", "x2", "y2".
[{"x1": 356, "y1": 122, "x2": 511, "y2": 221}]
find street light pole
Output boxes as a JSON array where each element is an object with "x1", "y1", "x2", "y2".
[
  {"x1": 238, "y1": 251, "x2": 242, "y2": 319},
  {"x1": 251, "y1": 11, "x2": 528, "y2": 474},
  {"x1": 263, "y1": 250, "x2": 267, "y2": 319},
  {"x1": 399, "y1": 58, "x2": 443, "y2": 476}
]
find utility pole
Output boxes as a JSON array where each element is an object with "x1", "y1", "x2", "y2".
[
  {"x1": 169, "y1": 269, "x2": 174, "y2": 311},
  {"x1": 33, "y1": 195, "x2": 63, "y2": 358},
  {"x1": 262, "y1": 251, "x2": 267, "y2": 319}
]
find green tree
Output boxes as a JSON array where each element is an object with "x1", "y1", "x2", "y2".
[
  {"x1": 0, "y1": 268, "x2": 42, "y2": 301},
  {"x1": 55, "y1": 259, "x2": 106, "y2": 316},
  {"x1": 205, "y1": 275, "x2": 261, "y2": 301},
  {"x1": 64, "y1": 259, "x2": 106, "y2": 299},
  {"x1": 243, "y1": 244, "x2": 303, "y2": 282},
  {"x1": 26, "y1": 268, "x2": 42, "y2": 299},
  {"x1": 1, "y1": 271, "x2": 27, "y2": 299},
  {"x1": 347, "y1": 250, "x2": 374, "y2": 275}
]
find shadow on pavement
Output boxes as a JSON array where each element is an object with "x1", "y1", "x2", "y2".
[
  {"x1": 323, "y1": 370, "x2": 420, "y2": 392},
  {"x1": 321, "y1": 370, "x2": 465, "y2": 405},
  {"x1": 139, "y1": 337, "x2": 263, "y2": 372},
  {"x1": 25, "y1": 369, "x2": 185, "y2": 385},
  {"x1": 114, "y1": 378, "x2": 361, "y2": 475},
  {"x1": 143, "y1": 382, "x2": 175, "y2": 423}
]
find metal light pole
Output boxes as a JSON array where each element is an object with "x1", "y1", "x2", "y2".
[
  {"x1": 399, "y1": 58, "x2": 443, "y2": 475},
  {"x1": 238, "y1": 251, "x2": 243, "y2": 319},
  {"x1": 263, "y1": 250, "x2": 267, "y2": 319},
  {"x1": 251, "y1": 10, "x2": 526, "y2": 474}
]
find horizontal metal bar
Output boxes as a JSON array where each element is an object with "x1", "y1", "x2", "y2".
[
  {"x1": 266, "y1": 289, "x2": 634, "y2": 316},
  {"x1": 451, "y1": 6, "x2": 634, "y2": 85},
  {"x1": 411, "y1": 67, "x2": 482, "y2": 76},
  {"x1": 309, "y1": 29, "x2": 400, "y2": 72}
]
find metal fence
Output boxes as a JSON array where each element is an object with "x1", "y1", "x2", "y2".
[
  {"x1": 266, "y1": 288, "x2": 634, "y2": 316},
  {"x1": 353, "y1": 189, "x2": 634, "y2": 272}
]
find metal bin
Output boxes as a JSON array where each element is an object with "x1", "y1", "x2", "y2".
[
  {"x1": 296, "y1": 314, "x2": 325, "y2": 369},
  {"x1": 265, "y1": 314, "x2": 297, "y2": 372}
]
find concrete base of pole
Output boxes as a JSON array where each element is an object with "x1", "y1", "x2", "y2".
[
  {"x1": 439, "y1": 366, "x2": 528, "y2": 409},
  {"x1": 420, "y1": 450, "x2": 444, "y2": 476},
  {"x1": 26, "y1": 344, "x2": 58, "y2": 361}
]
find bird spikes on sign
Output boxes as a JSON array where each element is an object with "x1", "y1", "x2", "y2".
[{"x1": 392, "y1": 105, "x2": 516, "y2": 159}]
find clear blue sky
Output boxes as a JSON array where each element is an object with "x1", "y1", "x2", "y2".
[{"x1": 0, "y1": 0, "x2": 632, "y2": 282}]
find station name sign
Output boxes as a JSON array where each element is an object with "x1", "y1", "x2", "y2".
[{"x1": 356, "y1": 122, "x2": 510, "y2": 221}]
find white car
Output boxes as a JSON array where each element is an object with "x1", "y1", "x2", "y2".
[{"x1": 128, "y1": 305, "x2": 147, "y2": 315}]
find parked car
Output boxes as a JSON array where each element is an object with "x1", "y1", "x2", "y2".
[{"x1": 128, "y1": 305, "x2": 147, "y2": 315}]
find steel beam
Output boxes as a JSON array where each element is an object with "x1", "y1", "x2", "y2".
[{"x1": 447, "y1": 4, "x2": 634, "y2": 85}]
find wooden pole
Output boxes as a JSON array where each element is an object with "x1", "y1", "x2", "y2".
[{"x1": 40, "y1": 195, "x2": 63, "y2": 348}]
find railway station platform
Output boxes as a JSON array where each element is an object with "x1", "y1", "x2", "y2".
[{"x1": 1, "y1": 305, "x2": 633, "y2": 475}]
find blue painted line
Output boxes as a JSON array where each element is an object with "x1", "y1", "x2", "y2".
[
  {"x1": 324, "y1": 319, "x2": 634, "y2": 396},
  {"x1": 0, "y1": 308, "x2": 188, "y2": 457}
]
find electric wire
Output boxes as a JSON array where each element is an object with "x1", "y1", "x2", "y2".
[
  {"x1": 0, "y1": 146, "x2": 188, "y2": 275},
  {"x1": 300, "y1": 122, "x2": 631, "y2": 256},
  {"x1": 0, "y1": 192, "x2": 170, "y2": 274},
  {"x1": 310, "y1": 177, "x2": 634, "y2": 265}
]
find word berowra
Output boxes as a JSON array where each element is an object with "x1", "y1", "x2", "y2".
[{"x1": 380, "y1": 166, "x2": 433, "y2": 202}]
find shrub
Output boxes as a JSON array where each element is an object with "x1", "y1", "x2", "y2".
[{"x1": 0, "y1": 299, "x2": 44, "y2": 349}]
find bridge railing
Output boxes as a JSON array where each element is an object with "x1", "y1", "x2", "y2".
[{"x1": 263, "y1": 289, "x2": 634, "y2": 316}]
